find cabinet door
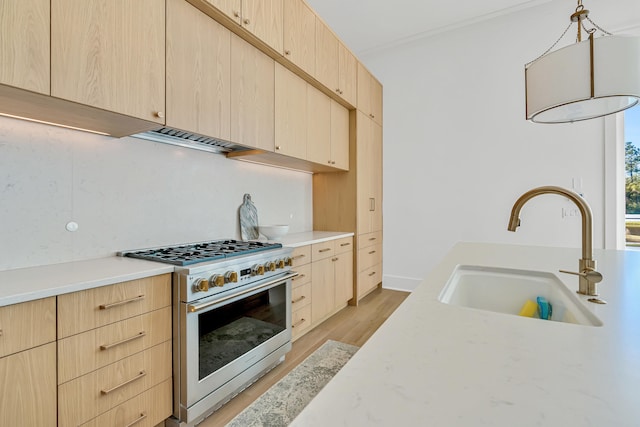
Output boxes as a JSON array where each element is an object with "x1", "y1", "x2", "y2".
[
  {"x1": 334, "y1": 251, "x2": 354, "y2": 305},
  {"x1": 371, "y1": 77, "x2": 383, "y2": 126},
  {"x1": 306, "y1": 85, "x2": 331, "y2": 166},
  {"x1": 275, "y1": 63, "x2": 307, "y2": 159},
  {"x1": 338, "y1": 42, "x2": 357, "y2": 106},
  {"x1": 241, "y1": 0, "x2": 283, "y2": 54},
  {"x1": 205, "y1": 0, "x2": 242, "y2": 24},
  {"x1": 315, "y1": 19, "x2": 339, "y2": 94},
  {"x1": 283, "y1": 0, "x2": 315, "y2": 74},
  {"x1": 0, "y1": 343, "x2": 57, "y2": 427},
  {"x1": 371, "y1": 120, "x2": 383, "y2": 231},
  {"x1": 51, "y1": 0, "x2": 165, "y2": 124},
  {"x1": 167, "y1": 0, "x2": 231, "y2": 140},
  {"x1": 356, "y1": 111, "x2": 374, "y2": 233},
  {"x1": 0, "y1": 0, "x2": 49, "y2": 94},
  {"x1": 330, "y1": 100, "x2": 349, "y2": 170},
  {"x1": 357, "y1": 62, "x2": 372, "y2": 118},
  {"x1": 231, "y1": 34, "x2": 275, "y2": 151},
  {"x1": 311, "y1": 257, "x2": 335, "y2": 324}
]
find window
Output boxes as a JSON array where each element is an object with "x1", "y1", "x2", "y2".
[{"x1": 625, "y1": 107, "x2": 640, "y2": 249}]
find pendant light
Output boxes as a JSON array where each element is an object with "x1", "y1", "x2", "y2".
[{"x1": 525, "y1": 0, "x2": 640, "y2": 124}]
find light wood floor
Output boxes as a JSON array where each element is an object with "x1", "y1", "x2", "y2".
[{"x1": 197, "y1": 287, "x2": 409, "y2": 427}]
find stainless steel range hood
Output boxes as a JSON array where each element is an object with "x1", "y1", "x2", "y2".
[{"x1": 133, "y1": 127, "x2": 252, "y2": 154}]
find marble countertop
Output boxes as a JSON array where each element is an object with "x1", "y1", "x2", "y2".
[
  {"x1": 292, "y1": 242, "x2": 640, "y2": 427},
  {"x1": 0, "y1": 231, "x2": 353, "y2": 307}
]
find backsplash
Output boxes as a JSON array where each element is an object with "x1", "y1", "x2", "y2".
[{"x1": 0, "y1": 116, "x2": 312, "y2": 270}]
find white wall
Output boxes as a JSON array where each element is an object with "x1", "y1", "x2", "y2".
[
  {"x1": 363, "y1": 1, "x2": 640, "y2": 291},
  {"x1": 0, "y1": 116, "x2": 312, "y2": 270}
]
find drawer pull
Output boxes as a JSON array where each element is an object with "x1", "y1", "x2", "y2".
[
  {"x1": 0, "y1": 328, "x2": 2, "y2": 337},
  {"x1": 101, "y1": 371, "x2": 146, "y2": 395},
  {"x1": 369, "y1": 198, "x2": 375, "y2": 211},
  {"x1": 99, "y1": 294, "x2": 145, "y2": 310},
  {"x1": 100, "y1": 331, "x2": 146, "y2": 351},
  {"x1": 292, "y1": 318, "x2": 306, "y2": 328},
  {"x1": 318, "y1": 248, "x2": 331, "y2": 253},
  {"x1": 292, "y1": 295, "x2": 306, "y2": 304},
  {"x1": 340, "y1": 242, "x2": 351, "y2": 247},
  {"x1": 368, "y1": 271, "x2": 376, "y2": 277},
  {"x1": 368, "y1": 237, "x2": 377, "y2": 241},
  {"x1": 292, "y1": 274, "x2": 306, "y2": 281},
  {"x1": 368, "y1": 250, "x2": 376, "y2": 255},
  {"x1": 292, "y1": 254, "x2": 306, "y2": 260},
  {"x1": 331, "y1": 257, "x2": 339, "y2": 261},
  {"x1": 124, "y1": 412, "x2": 147, "y2": 427}
]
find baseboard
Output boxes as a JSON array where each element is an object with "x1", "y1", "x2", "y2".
[{"x1": 381, "y1": 274, "x2": 421, "y2": 292}]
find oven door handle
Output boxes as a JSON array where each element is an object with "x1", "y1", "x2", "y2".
[{"x1": 187, "y1": 271, "x2": 299, "y2": 313}]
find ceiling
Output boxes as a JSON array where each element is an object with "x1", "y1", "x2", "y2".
[{"x1": 305, "y1": 0, "x2": 554, "y2": 55}]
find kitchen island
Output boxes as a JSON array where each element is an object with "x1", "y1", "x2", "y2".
[{"x1": 291, "y1": 242, "x2": 640, "y2": 426}]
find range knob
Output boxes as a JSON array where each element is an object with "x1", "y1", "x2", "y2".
[
  {"x1": 192, "y1": 278, "x2": 209, "y2": 293},
  {"x1": 276, "y1": 259, "x2": 285, "y2": 269},
  {"x1": 265, "y1": 261, "x2": 276, "y2": 272},
  {"x1": 284, "y1": 257, "x2": 293, "y2": 267},
  {"x1": 209, "y1": 274, "x2": 225, "y2": 287},
  {"x1": 252, "y1": 264, "x2": 265, "y2": 276},
  {"x1": 225, "y1": 271, "x2": 238, "y2": 283}
]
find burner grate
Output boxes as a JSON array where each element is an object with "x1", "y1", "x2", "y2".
[{"x1": 123, "y1": 239, "x2": 283, "y2": 266}]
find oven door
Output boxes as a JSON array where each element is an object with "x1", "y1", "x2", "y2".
[{"x1": 180, "y1": 272, "x2": 294, "y2": 409}]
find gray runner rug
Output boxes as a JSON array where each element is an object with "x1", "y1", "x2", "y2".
[{"x1": 225, "y1": 339, "x2": 359, "y2": 427}]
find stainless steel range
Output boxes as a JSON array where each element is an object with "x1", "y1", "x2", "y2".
[{"x1": 120, "y1": 240, "x2": 296, "y2": 427}]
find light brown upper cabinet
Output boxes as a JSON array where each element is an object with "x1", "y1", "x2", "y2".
[
  {"x1": 357, "y1": 62, "x2": 383, "y2": 126},
  {"x1": 207, "y1": 0, "x2": 283, "y2": 54},
  {"x1": 337, "y1": 43, "x2": 357, "y2": 106},
  {"x1": 306, "y1": 85, "x2": 331, "y2": 166},
  {"x1": 0, "y1": 0, "x2": 50, "y2": 94},
  {"x1": 275, "y1": 63, "x2": 307, "y2": 159},
  {"x1": 167, "y1": 0, "x2": 231, "y2": 141},
  {"x1": 315, "y1": 20, "x2": 339, "y2": 99},
  {"x1": 330, "y1": 100, "x2": 349, "y2": 170},
  {"x1": 51, "y1": 0, "x2": 165, "y2": 125},
  {"x1": 231, "y1": 34, "x2": 275, "y2": 151},
  {"x1": 283, "y1": 0, "x2": 316, "y2": 75}
]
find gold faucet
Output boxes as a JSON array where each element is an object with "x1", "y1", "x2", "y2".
[{"x1": 508, "y1": 186, "x2": 602, "y2": 296}]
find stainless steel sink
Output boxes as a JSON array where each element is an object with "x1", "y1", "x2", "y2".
[{"x1": 438, "y1": 265, "x2": 602, "y2": 326}]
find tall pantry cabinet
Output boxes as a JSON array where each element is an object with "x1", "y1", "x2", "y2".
[{"x1": 313, "y1": 65, "x2": 383, "y2": 304}]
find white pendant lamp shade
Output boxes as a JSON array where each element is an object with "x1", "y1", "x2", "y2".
[{"x1": 526, "y1": 35, "x2": 640, "y2": 123}]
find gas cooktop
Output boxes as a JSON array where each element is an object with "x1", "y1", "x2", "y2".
[{"x1": 119, "y1": 239, "x2": 283, "y2": 266}]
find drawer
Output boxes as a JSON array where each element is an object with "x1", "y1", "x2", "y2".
[
  {"x1": 311, "y1": 241, "x2": 334, "y2": 261},
  {"x1": 290, "y1": 245, "x2": 311, "y2": 267},
  {"x1": 58, "y1": 274, "x2": 171, "y2": 339},
  {"x1": 80, "y1": 378, "x2": 172, "y2": 427},
  {"x1": 291, "y1": 264, "x2": 311, "y2": 288},
  {"x1": 292, "y1": 283, "x2": 311, "y2": 310},
  {"x1": 292, "y1": 304, "x2": 311, "y2": 340},
  {"x1": 358, "y1": 263, "x2": 382, "y2": 299},
  {"x1": 358, "y1": 243, "x2": 382, "y2": 272},
  {"x1": 58, "y1": 340, "x2": 172, "y2": 427},
  {"x1": 334, "y1": 236, "x2": 353, "y2": 254},
  {"x1": 358, "y1": 231, "x2": 382, "y2": 250},
  {"x1": 0, "y1": 297, "x2": 56, "y2": 358},
  {"x1": 58, "y1": 306, "x2": 172, "y2": 384}
]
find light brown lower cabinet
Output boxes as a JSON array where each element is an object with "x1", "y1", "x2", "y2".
[{"x1": 0, "y1": 342, "x2": 57, "y2": 427}]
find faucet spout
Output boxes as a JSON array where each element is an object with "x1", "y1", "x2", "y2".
[{"x1": 507, "y1": 186, "x2": 601, "y2": 296}]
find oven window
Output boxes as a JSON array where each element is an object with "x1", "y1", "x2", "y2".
[{"x1": 198, "y1": 283, "x2": 287, "y2": 380}]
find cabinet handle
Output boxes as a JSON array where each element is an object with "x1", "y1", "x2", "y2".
[
  {"x1": 368, "y1": 250, "x2": 376, "y2": 255},
  {"x1": 292, "y1": 295, "x2": 306, "y2": 304},
  {"x1": 292, "y1": 274, "x2": 306, "y2": 281},
  {"x1": 331, "y1": 257, "x2": 338, "y2": 261},
  {"x1": 243, "y1": 18, "x2": 250, "y2": 25},
  {"x1": 369, "y1": 198, "x2": 375, "y2": 211},
  {"x1": 292, "y1": 254, "x2": 306, "y2": 260},
  {"x1": 154, "y1": 111, "x2": 164, "y2": 119},
  {"x1": 99, "y1": 294, "x2": 145, "y2": 310},
  {"x1": 275, "y1": 145, "x2": 281, "y2": 150},
  {"x1": 292, "y1": 318, "x2": 306, "y2": 328},
  {"x1": 368, "y1": 271, "x2": 376, "y2": 277},
  {"x1": 100, "y1": 331, "x2": 146, "y2": 351},
  {"x1": 285, "y1": 49, "x2": 291, "y2": 55},
  {"x1": 369, "y1": 113, "x2": 375, "y2": 119},
  {"x1": 233, "y1": 10, "x2": 240, "y2": 17},
  {"x1": 0, "y1": 328, "x2": 3, "y2": 337},
  {"x1": 368, "y1": 237, "x2": 377, "y2": 241},
  {"x1": 318, "y1": 248, "x2": 331, "y2": 253},
  {"x1": 101, "y1": 371, "x2": 146, "y2": 395},
  {"x1": 335, "y1": 88, "x2": 340, "y2": 93},
  {"x1": 124, "y1": 412, "x2": 147, "y2": 427},
  {"x1": 340, "y1": 242, "x2": 351, "y2": 247}
]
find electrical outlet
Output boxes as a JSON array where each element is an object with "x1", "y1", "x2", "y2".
[{"x1": 562, "y1": 207, "x2": 580, "y2": 219}]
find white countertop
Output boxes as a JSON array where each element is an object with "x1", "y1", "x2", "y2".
[
  {"x1": 292, "y1": 242, "x2": 640, "y2": 427},
  {"x1": 0, "y1": 231, "x2": 352, "y2": 307}
]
